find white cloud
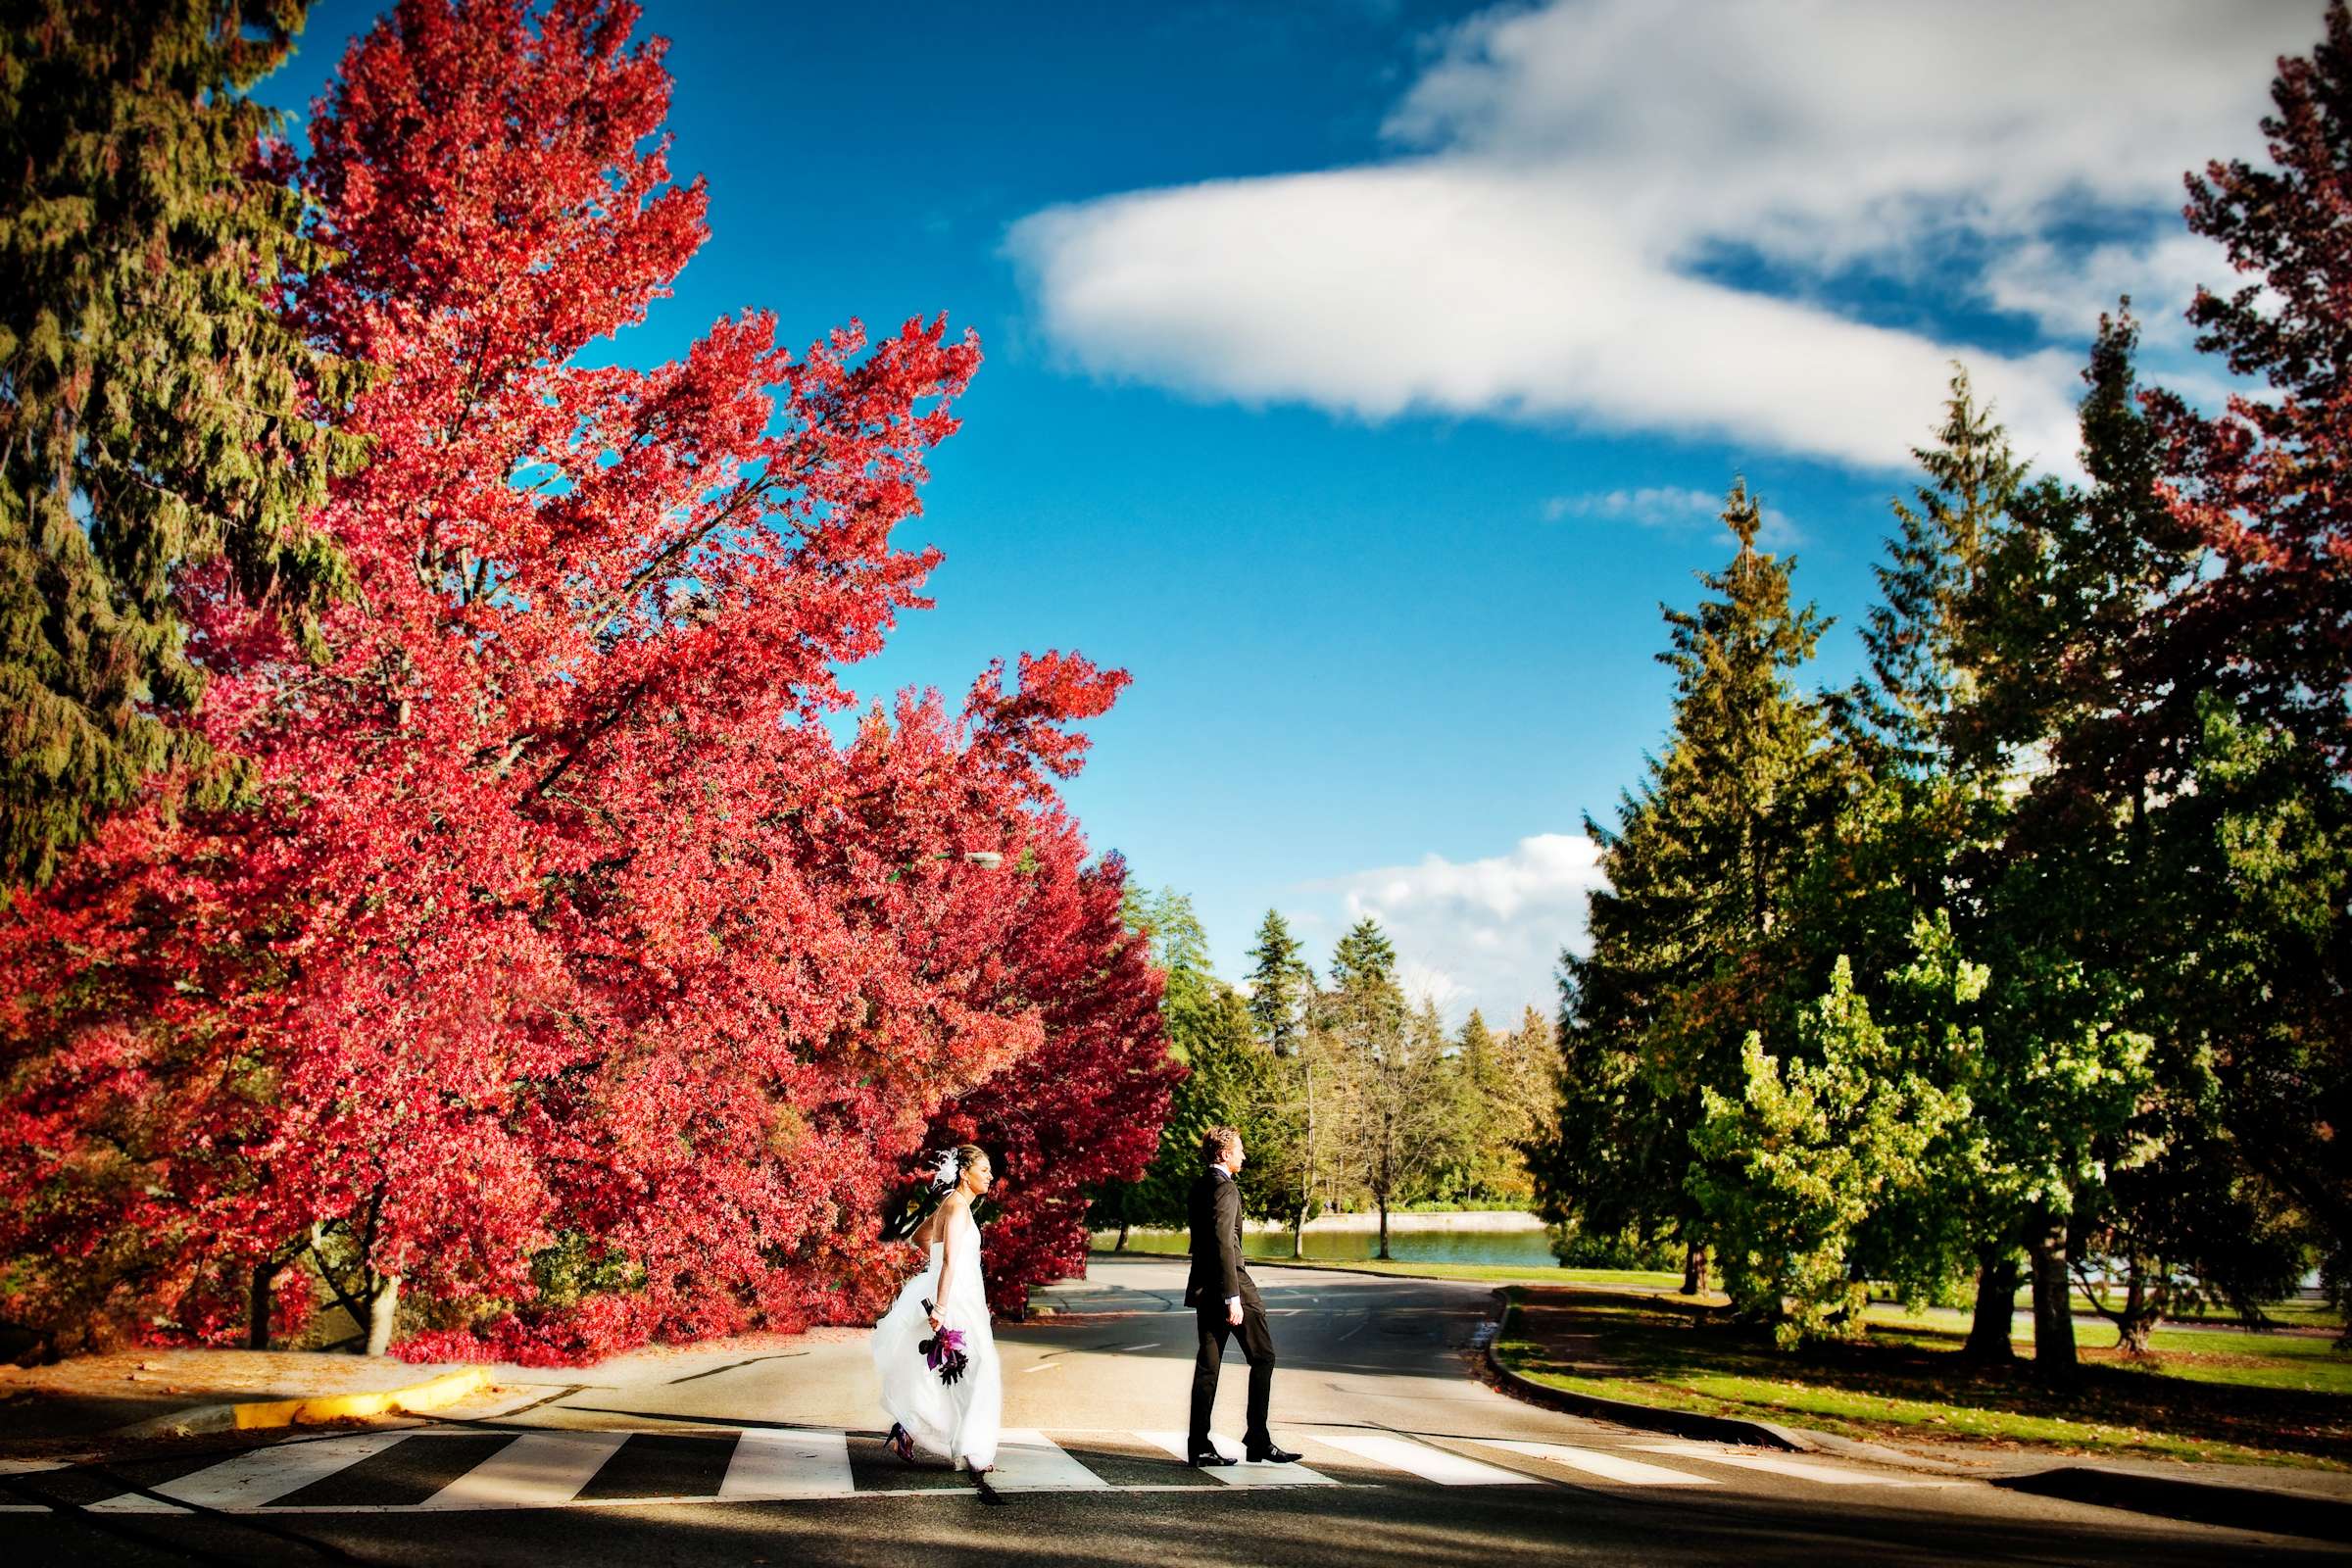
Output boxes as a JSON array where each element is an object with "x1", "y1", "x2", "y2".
[
  {"x1": 1545, "y1": 485, "x2": 1799, "y2": 547},
  {"x1": 1305, "y1": 833, "x2": 1606, "y2": 1025},
  {"x1": 1980, "y1": 231, "x2": 2227, "y2": 349},
  {"x1": 1008, "y1": 0, "x2": 2317, "y2": 471}
]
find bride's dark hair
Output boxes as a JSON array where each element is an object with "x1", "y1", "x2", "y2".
[{"x1": 880, "y1": 1145, "x2": 992, "y2": 1241}]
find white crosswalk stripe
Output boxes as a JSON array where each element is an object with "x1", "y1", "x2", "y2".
[
  {"x1": 717, "y1": 1429, "x2": 855, "y2": 1500},
  {"x1": 986, "y1": 1428, "x2": 1113, "y2": 1492},
  {"x1": 61, "y1": 1425, "x2": 1792, "y2": 1513},
  {"x1": 1633, "y1": 1443, "x2": 1961, "y2": 1487},
  {"x1": 415, "y1": 1430, "x2": 632, "y2": 1510},
  {"x1": 1477, "y1": 1440, "x2": 1716, "y2": 1486},
  {"x1": 1133, "y1": 1431, "x2": 1338, "y2": 1486},
  {"x1": 88, "y1": 1432, "x2": 417, "y2": 1514},
  {"x1": 1317, "y1": 1433, "x2": 1542, "y2": 1487}
]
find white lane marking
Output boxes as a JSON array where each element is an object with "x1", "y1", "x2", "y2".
[
  {"x1": 88, "y1": 1432, "x2": 416, "y2": 1513},
  {"x1": 1477, "y1": 1440, "x2": 1714, "y2": 1487},
  {"x1": 983, "y1": 1429, "x2": 1111, "y2": 1493},
  {"x1": 414, "y1": 1430, "x2": 631, "y2": 1510},
  {"x1": 1318, "y1": 1433, "x2": 1541, "y2": 1487},
  {"x1": 716, "y1": 1429, "x2": 853, "y2": 1500},
  {"x1": 1133, "y1": 1431, "x2": 1337, "y2": 1487},
  {"x1": 1632, "y1": 1443, "x2": 1961, "y2": 1487},
  {"x1": 1022, "y1": 1361, "x2": 1061, "y2": 1373},
  {"x1": 1101, "y1": 1341, "x2": 1161, "y2": 1352}
]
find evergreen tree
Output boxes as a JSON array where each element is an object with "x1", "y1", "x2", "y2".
[
  {"x1": 1245, "y1": 908, "x2": 1312, "y2": 1052},
  {"x1": 1845, "y1": 368, "x2": 2022, "y2": 777},
  {"x1": 1107, "y1": 889, "x2": 1284, "y2": 1241},
  {"x1": 1331, "y1": 917, "x2": 1398, "y2": 994},
  {"x1": 0, "y1": 0, "x2": 368, "y2": 887},
  {"x1": 1537, "y1": 483, "x2": 1830, "y2": 1294},
  {"x1": 1245, "y1": 908, "x2": 1323, "y2": 1252},
  {"x1": 1452, "y1": 1008, "x2": 1551, "y2": 1203}
]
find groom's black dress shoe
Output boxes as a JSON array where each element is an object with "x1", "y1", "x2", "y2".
[
  {"x1": 1187, "y1": 1450, "x2": 1237, "y2": 1467},
  {"x1": 1245, "y1": 1445, "x2": 1301, "y2": 1464}
]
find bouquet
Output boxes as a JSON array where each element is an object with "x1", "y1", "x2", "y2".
[{"x1": 917, "y1": 1300, "x2": 969, "y2": 1386}]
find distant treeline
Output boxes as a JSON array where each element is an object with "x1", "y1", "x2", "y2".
[{"x1": 1099, "y1": 893, "x2": 1556, "y2": 1261}]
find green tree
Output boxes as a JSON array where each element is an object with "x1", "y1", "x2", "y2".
[
  {"x1": 1245, "y1": 908, "x2": 1312, "y2": 1052},
  {"x1": 1244, "y1": 908, "x2": 1324, "y2": 1253},
  {"x1": 1691, "y1": 926, "x2": 1980, "y2": 1346},
  {"x1": 1106, "y1": 889, "x2": 1286, "y2": 1245},
  {"x1": 1817, "y1": 373, "x2": 2048, "y2": 1361},
  {"x1": 1537, "y1": 483, "x2": 1831, "y2": 1295},
  {"x1": 1448, "y1": 1007, "x2": 1553, "y2": 1204},
  {"x1": 1323, "y1": 974, "x2": 1467, "y2": 1260},
  {"x1": 0, "y1": 0, "x2": 368, "y2": 887}
]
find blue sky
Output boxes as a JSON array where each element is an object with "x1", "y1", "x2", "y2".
[{"x1": 273, "y1": 0, "x2": 2318, "y2": 1022}]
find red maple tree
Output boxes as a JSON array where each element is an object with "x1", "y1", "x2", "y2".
[
  {"x1": 2150, "y1": 0, "x2": 2352, "y2": 767},
  {"x1": 0, "y1": 0, "x2": 1170, "y2": 1362}
]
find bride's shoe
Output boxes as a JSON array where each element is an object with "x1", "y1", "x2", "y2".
[{"x1": 887, "y1": 1423, "x2": 916, "y2": 1464}]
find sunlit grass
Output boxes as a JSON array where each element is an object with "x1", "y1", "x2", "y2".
[
  {"x1": 1088, "y1": 1236, "x2": 1685, "y2": 1291},
  {"x1": 1494, "y1": 1287, "x2": 2352, "y2": 1470}
]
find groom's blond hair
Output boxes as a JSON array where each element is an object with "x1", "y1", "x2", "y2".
[{"x1": 1200, "y1": 1126, "x2": 1240, "y2": 1164}]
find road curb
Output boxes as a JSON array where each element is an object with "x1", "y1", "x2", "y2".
[
  {"x1": 1482, "y1": 1295, "x2": 1812, "y2": 1451},
  {"x1": 1482, "y1": 1339, "x2": 1814, "y2": 1451},
  {"x1": 111, "y1": 1365, "x2": 492, "y2": 1440},
  {"x1": 1994, "y1": 1465, "x2": 2352, "y2": 1544}
]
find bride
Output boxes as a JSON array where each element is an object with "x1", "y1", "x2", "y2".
[{"x1": 873, "y1": 1144, "x2": 1002, "y2": 1473}]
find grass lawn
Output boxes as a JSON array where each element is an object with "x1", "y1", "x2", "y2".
[
  {"x1": 1086, "y1": 1236, "x2": 1685, "y2": 1292},
  {"x1": 1496, "y1": 1287, "x2": 2352, "y2": 1469}
]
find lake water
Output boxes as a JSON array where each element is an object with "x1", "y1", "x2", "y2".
[{"x1": 1098, "y1": 1225, "x2": 1560, "y2": 1270}]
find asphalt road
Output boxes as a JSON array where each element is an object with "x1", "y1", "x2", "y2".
[{"x1": 0, "y1": 1256, "x2": 2332, "y2": 1566}]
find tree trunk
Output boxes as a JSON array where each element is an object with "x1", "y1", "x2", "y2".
[
  {"x1": 2026, "y1": 1206, "x2": 2077, "y2": 1381},
  {"x1": 1680, "y1": 1240, "x2": 1708, "y2": 1297},
  {"x1": 1377, "y1": 1198, "x2": 1392, "y2": 1261},
  {"x1": 1114, "y1": 1213, "x2": 1130, "y2": 1252},
  {"x1": 2115, "y1": 1257, "x2": 2158, "y2": 1354},
  {"x1": 1298, "y1": 1057, "x2": 1316, "y2": 1261},
  {"x1": 365, "y1": 1273, "x2": 402, "y2": 1357},
  {"x1": 1963, "y1": 1249, "x2": 2020, "y2": 1362},
  {"x1": 247, "y1": 1259, "x2": 275, "y2": 1351}
]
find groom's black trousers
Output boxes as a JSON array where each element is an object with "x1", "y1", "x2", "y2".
[{"x1": 1189, "y1": 1291, "x2": 1276, "y2": 1450}]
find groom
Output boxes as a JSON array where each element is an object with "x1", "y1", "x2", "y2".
[{"x1": 1183, "y1": 1126, "x2": 1299, "y2": 1466}]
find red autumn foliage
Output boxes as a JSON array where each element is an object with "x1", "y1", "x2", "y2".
[
  {"x1": 0, "y1": 0, "x2": 1170, "y2": 1363},
  {"x1": 2148, "y1": 0, "x2": 2352, "y2": 766}
]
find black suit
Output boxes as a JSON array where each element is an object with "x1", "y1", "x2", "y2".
[{"x1": 1185, "y1": 1166, "x2": 1276, "y2": 1453}]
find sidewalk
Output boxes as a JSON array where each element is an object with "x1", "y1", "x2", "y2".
[{"x1": 0, "y1": 1349, "x2": 499, "y2": 1454}]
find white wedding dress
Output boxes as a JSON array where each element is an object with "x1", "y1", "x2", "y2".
[{"x1": 872, "y1": 1205, "x2": 1001, "y2": 1470}]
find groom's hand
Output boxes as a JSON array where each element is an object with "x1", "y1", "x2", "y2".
[{"x1": 1227, "y1": 1300, "x2": 1243, "y2": 1326}]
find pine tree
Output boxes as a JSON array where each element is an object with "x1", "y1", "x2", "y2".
[
  {"x1": 1331, "y1": 917, "x2": 1398, "y2": 994},
  {"x1": 0, "y1": 0, "x2": 368, "y2": 887},
  {"x1": 1537, "y1": 483, "x2": 1830, "y2": 1294},
  {"x1": 1245, "y1": 908, "x2": 1312, "y2": 1053},
  {"x1": 1846, "y1": 368, "x2": 2023, "y2": 778},
  {"x1": 1108, "y1": 890, "x2": 1286, "y2": 1241},
  {"x1": 1245, "y1": 907, "x2": 1321, "y2": 1253}
]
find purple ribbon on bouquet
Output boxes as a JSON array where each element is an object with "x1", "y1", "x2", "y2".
[{"x1": 917, "y1": 1299, "x2": 969, "y2": 1386}]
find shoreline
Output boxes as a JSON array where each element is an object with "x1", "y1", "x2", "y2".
[{"x1": 1098, "y1": 1209, "x2": 1546, "y2": 1236}]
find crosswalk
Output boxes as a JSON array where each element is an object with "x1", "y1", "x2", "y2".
[{"x1": 24, "y1": 1429, "x2": 1965, "y2": 1515}]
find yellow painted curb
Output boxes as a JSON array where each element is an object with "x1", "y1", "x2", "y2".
[{"x1": 230, "y1": 1366, "x2": 492, "y2": 1430}]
